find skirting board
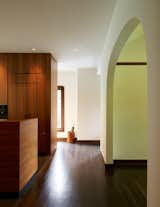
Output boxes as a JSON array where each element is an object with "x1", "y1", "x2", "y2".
[
  {"x1": 114, "y1": 160, "x2": 147, "y2": 167},
  {"x1": 76, "y1": 140, "x2": 100, "y2": 145},
  {"x1": 105, "y1": 160, "x2": 147, "y2": 175},
  {"x1": 57, "y1": 138, "x2": 100, "y2": 145},
  {"x1": 105, "y1": 160, "x2": 147, "y2": 168}
]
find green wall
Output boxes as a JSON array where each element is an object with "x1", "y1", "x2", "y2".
[
  {"x1": 113, "y1": 24, "x2": 148, "y2": 160},
  {"x1": 113, "y1": 67, "x2": 148, "y2": 160},
  {"x1": 118, "y1": 24, "x2": 147, "y2": 62},
  {"x1": 118, "y1": 36, "x2": 147, "y2": 62}
]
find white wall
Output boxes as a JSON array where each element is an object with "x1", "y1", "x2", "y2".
[
  {"x1": 57, "y1": 71, "x2": 77, "y2": 138},
  {"x1": 77, "y1": 69, "x2": 100, "y2": 140},
  {"x1": 99, "y1": 0, "x2": 160, "y2": 206},
  {"x1": 57, "y1": 69, "x2": 100, "y2": 140}
]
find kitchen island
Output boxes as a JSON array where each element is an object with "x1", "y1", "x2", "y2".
[{"x1": 0, "y1": 118, "x2": 38, "y2": 195}]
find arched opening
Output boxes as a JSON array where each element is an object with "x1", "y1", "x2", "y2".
[
  {"x1": 113, "y1": 24, "x2": 147, "y2": 161},
  {"x1": 106, "y1": 18, "x2": 148, "y2": 164}
]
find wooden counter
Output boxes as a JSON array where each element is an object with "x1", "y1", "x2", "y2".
[{"x1": 0, "y1": 118, "x2": 38, "y2": 193}]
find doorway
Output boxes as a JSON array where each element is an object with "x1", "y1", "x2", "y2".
[{"x1": 113, "y1": 24, "x2": 148, "y2": 161}]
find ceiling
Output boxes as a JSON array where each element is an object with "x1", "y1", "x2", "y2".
[{"x1": 0, "y1": 0, "x2": 116, "y2": 70}]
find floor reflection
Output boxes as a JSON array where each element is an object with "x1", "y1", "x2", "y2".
[{"x1": 0, "y1": 142, "x2": 147, "y2": 207}]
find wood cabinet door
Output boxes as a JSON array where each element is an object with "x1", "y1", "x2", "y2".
[
  {"x1": 7, "y1": 54, "x2": 55, "y2": 155},
  {"x1": 0, "y1": 55, "x2": 7, "y2": 104},
  {"x1": 9, "y1": 74, "x2": 39, "y2": 119}
]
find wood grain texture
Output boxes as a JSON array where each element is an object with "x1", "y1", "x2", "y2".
[
  {"x1": 0, "y1": 121, "x2": 19, "y2": 192},
  {"x1": 0, "y1": 55, "x2": 7, "y2": 104},
  {"x1": 0, "y1": 143, "x2": 147, "y2": 207},
  {"x1": 0, "y1": 119, "x2": 38, "y2": 193},
  {"x1": 3, "y1": 53, "x2": 58, "y2": 155},
  {"x1": 19, "y1": 118, "x2": 38, "y2": 191}
]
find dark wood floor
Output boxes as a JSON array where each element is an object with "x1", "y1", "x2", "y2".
[{"x1": 0, "y1": 143, "x2": 147, "y2": 207}]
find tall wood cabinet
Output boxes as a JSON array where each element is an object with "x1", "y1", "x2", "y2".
[
  {"x1": 0, "y1": 53, "x2": 57, "y2": 155},
  {"x1": 0, "y1": 54, "x2": 7, "y2": 104}
]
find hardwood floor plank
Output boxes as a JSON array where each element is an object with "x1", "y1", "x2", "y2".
[{"x1": 0, "y1": 142, "x2": 147, "y2": 207}]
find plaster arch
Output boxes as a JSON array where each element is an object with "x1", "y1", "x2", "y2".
[
  {"x1": 106, "y1": 17, "x2": 142, "y2": 164},
  {"x1": 100, "y1": 1, "x2": 160, "y2": 206}
]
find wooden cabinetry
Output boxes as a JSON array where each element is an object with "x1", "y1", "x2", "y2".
[
  {"x1": 0, "y1": 53, "x2": 57, "y2": 155},
  {"x1": 0, "y1": 119, "x2": 38, "y2": 193},
  {"x1": 0, "y1": 55, "x2": 7, "y2": 104}
]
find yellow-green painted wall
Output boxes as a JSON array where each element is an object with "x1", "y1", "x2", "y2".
[
  {"x1": 118, "y1": 36, "x2": 147, "y2": 62},
  {"x1": 113, "y1": 67, "x2": 148, "y2": 160},
  {"x1": 113, "y1": 24, "x2": 148, "y2": 160}
]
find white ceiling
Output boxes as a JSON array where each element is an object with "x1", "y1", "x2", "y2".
[{"x1": 0, "y1": 0, "x2": 116, "y2": 70}]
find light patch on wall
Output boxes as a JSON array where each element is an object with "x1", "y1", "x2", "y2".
[
  {"x1": 113, "y1": 66, "x2": 148, "y2": 160},
  {"x1": 118, "y1": 24, "x2": 147, "y2": 62}
]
